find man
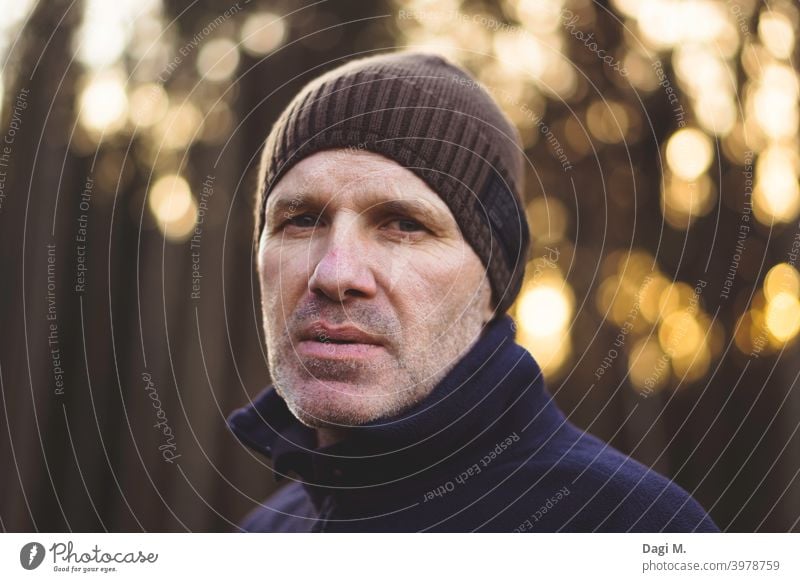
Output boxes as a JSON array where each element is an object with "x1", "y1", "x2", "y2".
[{"x1": 228, "y1": 51, "x2": 718, "y2": 532}]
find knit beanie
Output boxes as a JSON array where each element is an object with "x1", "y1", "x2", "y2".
[{"x1": 255, "y1": 51, "x2": 530, "y2": 315}]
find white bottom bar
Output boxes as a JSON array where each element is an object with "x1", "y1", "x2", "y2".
[{"x1": 1, "y1": 533, "x2": 797, "y2": 581}]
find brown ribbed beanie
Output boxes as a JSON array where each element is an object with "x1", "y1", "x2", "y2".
[{"x1": 255, "y1": 51, "x2": 530, "y2": 314}]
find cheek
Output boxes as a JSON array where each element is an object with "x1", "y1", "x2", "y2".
[
  {"x1": 259, "y1": 243, "x2": 311, "y2": 316},
  {"x1": 385, "y1": 245, "x2": 486, "y2": 317}
]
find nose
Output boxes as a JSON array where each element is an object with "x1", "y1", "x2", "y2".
[{"x1": 308, "y1": 220, "x2": 377, "y2": 302}]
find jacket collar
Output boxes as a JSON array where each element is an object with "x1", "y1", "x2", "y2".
[{"x1": 227, "y1": 315, "x2": 549, "y2": 491}]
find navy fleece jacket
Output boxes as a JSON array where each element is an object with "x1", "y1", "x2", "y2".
[{"x1": 228, "y1": 315, "x2": 719, "y2": 532}]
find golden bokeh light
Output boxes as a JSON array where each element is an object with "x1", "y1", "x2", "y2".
[
  {"x1": 679, "y1": 0, "x2": 730, "y2": 45},
  {"x1": 537, "y1": 55, "x2": 577, "y2": 100},
  {"x1": 635, "y1": 0, "x2": 737, "y2": 51},
  {"x1": 616, "y1": 250, "x2": 657, "y2": 282},
  {"x1": 673, "y1": 45, "x2": 732, "y2": 98},
  {"x1": 661, "y1": 173, "x2": 714, "y2": 229},
  {"x1": 196, "y1": 38, "x2": 241, "y2": 83},
  {"x1": 240, "y1": 12, "x2": 287, "y2": 56},
  {"x1": 493, "y1": 31, "x2": 548, "y2": 80},
  {"x1": 163, "y1": 198, "x2": 198, "y2": 242},
  {"x1": 764, "y1": 263, "x2": 800, "y2": 301},
  {"x1": 75, "y1": 0, "x2": 130, "y2": 69},
  {"x1": 78, "y1": 71, "x2": 129, "y2": 135},
  {"x1": 148, "y1": 174, "x2": 198, "y2": 242},
  {"x1": 513, "y1": 0, "x2": 565, "y2": 33},
  {"x1": 637, "y1": 0, "x2": 683, "y2": 49},
  {"x1": 587, "y1": 101, "x2": 630, "y2": 144},
  {"x1": 657, "y1": 282, "x2": 695, "y2": 319},
  {"x1": 622, "y1": 50, "x2": 660, "y2": 91},
  {"x1": 149, "y1": 174, "x2": 191, "y2": 221},
  {"x1": 153, "y1": 103, "x2": 203, "y2": 150},
  {"x1": 695, "y1": 90, "x2": 736, "y2": 136},
  {"x1": 758, "y1": 11, "x2": 795, "y2": 60},
  {"x1": 752, "y1": 146, "x2": 800, "y2": 224},
  {"x1": 128, "y1": 84, "x2": 169, "y2": 128},
  {"x1": 659, "y1": 309, "x2": 704, "y2": 359},
  {"x1": 453, "y1": 17, "x2": 495, "y2": 57},
  {"x1": 665, "y1": 128, "x2": 714, "y2": 182},
  {"x1": 518, "y1": 283, "x2": 573, "y2": 338},
  {"x1": 753, "y1": 90, "x2": 799, "y2": 143},
  {"x1": 762, "y1": 63, "x2": 800, "y2": 98},
  {"x1": 638, "y1": 275, "x2": 669, "y2": 324},
  {"x1": 515, "y1": 277, "x2": 574, "y2": 377},
  {"x1": 671, "y1": 342, "x2": 711, "y2": 382},
  {"x1": 741, "y1": 42, "x2": 770, "y2": 80},
  {"x1": 764, "y1": 292, "x2": 800, "y2": 343}
]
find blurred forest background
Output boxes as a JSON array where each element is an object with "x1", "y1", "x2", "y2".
[{"x1": 1, "y1": 0, "x2": 799, "y2": 531}]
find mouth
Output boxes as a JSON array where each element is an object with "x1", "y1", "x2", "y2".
[
  {"x1": 295, "y1": 322, "x2": 387, "y2": 360},
  {"x1": 296, "y1": 340, "x2": 385, "y2": 360}
]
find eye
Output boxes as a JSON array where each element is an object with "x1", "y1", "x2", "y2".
[
  {"x1": 390, "y1": 218, "x2": 425, "y2": 233},
  {"x1": 285, "y1": 213, "x2": 319, "y2": 228}
]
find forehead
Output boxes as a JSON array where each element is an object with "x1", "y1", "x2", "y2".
[{"x1": 267, "y1": 149, "x2": 453, "y2": 214}]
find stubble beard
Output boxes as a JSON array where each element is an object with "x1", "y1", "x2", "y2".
[{"x1": 264, "y1": 282, "x2": 492, "y2": 431}]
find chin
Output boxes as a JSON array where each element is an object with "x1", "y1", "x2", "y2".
[{"x1": 276, "y1": 376, "x2": 403, "y2": 429}]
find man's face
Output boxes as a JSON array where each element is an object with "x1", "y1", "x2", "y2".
[{"x1": 258, "y1": 149, "x2": 493, "y2": 434}]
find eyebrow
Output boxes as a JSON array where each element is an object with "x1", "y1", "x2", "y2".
[
  {"x1": 265, "y1": 191, "x2": 452, "y2": 230},
  {"x1": 266, "y1": 194, "x2": 321, "y2": 224}
]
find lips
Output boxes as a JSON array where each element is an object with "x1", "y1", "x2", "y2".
[
  {"x1": 298, "y1": 321, "x2": 382, "y2": 344},
  {"x1": 296, "y1": 321, "x2": 386, "y2": 360}
]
